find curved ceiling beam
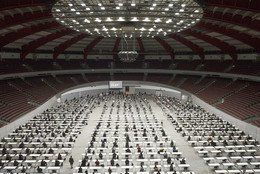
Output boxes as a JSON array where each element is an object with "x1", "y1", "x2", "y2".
[
  {"x1": 197, "y1": 22, "x2": 260, "y2": 52},
  {"x1": 112, "y1": 38, "x2": 121, "y2": 61},
  {"x1": 206, "y1": 0, "x2": 260, "y2": 13},
  {"x1": 53, "y1": 34, "x2": 89, "y2": 61},
  {"x1": 21, "y1": 29, "x2": 74, "y2": 61},
  {"x1": 0, "y1": 21, "x2": 59, "y2": 49},
  {"x1": 0, "y1": 10, "x2": 52, "y2": 30},
  {"x1": 183, "y1": 29, "x2": 237, "y2": 62},
  {"x1": 154, "y1": 37, "x2": 174, "y2": 62},
  {"x1": 204, "y1": 10, "x2": 260, "y2": 31},
  {"x1": 136, "y1": 37, "x2": 145, "y2": 61},
  {"x1": 168, "y1": 34, "x2": 205, "y2": 62},
  {"x1": 0, "y1": 0, "x2": 46, "y2": 11},
  {"x1": 83, "y1": 37, "x2": 104, "y2": 61}
]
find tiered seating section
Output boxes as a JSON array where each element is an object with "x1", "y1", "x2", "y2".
[
  {"x1": 74, "y1": 94, "x2": 194, "y2": 174},
  {"x1": 0, "y1": 59, "x2": 259, "y2": 76},
  {"x1": 155, "y1": 96, "x2": 260, "y2": 174},
  {"x1": 0, "y1": 73, "x2": 259, "y2": 128},
  {"x1": 0, "y1": 75, "x2": 87, "y2": 127},
  {"x1": 170, "y1": 76, "x2": 260, "y2": 125},
  {"x1": 0, "y1": 96, "x2": 93, "y2": 173}
]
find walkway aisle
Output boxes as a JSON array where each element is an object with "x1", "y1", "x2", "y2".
[
  {"x1": 149, "y1": 98, "x2": 213, "y2": 174},
  {"x1": 61, "y1": 103, "x2": 102, "y2": 173}
]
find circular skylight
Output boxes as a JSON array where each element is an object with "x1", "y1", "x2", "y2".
[{"x1": 52, "y1": 0, "x2": 203, "y2": 38}]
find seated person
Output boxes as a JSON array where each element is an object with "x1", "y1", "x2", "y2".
[
  {"x1": 140, "y1": 165, "x2": 145, "y2": 172},
  {"x1": 55, "y1": 159, "x2": 60, "y2": 166},
  {"x1": 180, "y1": 158, "x2": 186, "y2": 164},
  {"x1": 137, "y1": 146, "x2": 141, "y2": 152},
  {"x1": 167, "y1": 157, "x2": 171, "y2": 164},
  {"x1": 95, "y1": 159, "x2": 100, "y2": 166},
  {"x1": 125, "y1": 148, "x2": 131, "y2": 153},
  {"x1": 78, "y1": 166, "x2": 83, "y2": 173},
  {"x1": 37, "y1": 166, "x2": 43, "y2": 173},
  {"x1": 48, "y1": 148, "x2": 54, "y2": 154},
  {"x1": 108, "y1": 167, "x2": 112, "y2": 174},
  {"x1": 6, "y1": 153, "x2": 11, "y2": 161},
  {"x1": 13, "y1": 159, "x2": 19, "y2": 166},
  {"x1": 163, "y1": 151, "x2": 168, "y2": 159},
  {"x1": 170, "y1": 162, "x2": 174, "y2": 171},
  {"x1": 18, "y1": 153, "x2": 24, "y2": 160},
  {"x1": 125, "y1": 158, "x2": 130, "y2": 166},
  {"x1": 110, "y1": 159, "x2": 115, "y2": 166},
  {"x1": 21, "y1": 166, "x2": 26, "y2": 172},
  {"x1": 57, "y1": 153, "x2": 62, "y2": 160},
  {"x1": 19, "y1": 142, "x2": 25, "y2": 148},
  {"x1": 81, "y1": 158, "x2": 87, "y2": 166},
  {"x1": 40, "y1": 160, "x2": 47, "y2": 166},
  {"x1": 158, "y1": 147, "x2": 164, "y2": 153},
  {"x1": 25, "y1": 147, "x2": 31, "y2": 155},
  {"x1": 154, "y1": 164, "x2": 158, "y2": 171},
  {"x1": 99, "y1": 152, "x2": 103, "y2": 159},
  {"x1": 69, "y1": 136, "x2": 74, "y2": 142}
]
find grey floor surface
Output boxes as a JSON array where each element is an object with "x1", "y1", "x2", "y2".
[{"x1": 60, "y1": 97, "x2": 213, "y2": 174}]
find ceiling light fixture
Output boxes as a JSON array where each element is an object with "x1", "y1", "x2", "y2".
[{"x1": 52, "y1": 0, "x2": 203, "y2": 38}]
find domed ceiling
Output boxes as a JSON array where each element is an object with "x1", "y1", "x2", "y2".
[{"x1": 0, "y1": 0, "x2": 260, "y2": 62}]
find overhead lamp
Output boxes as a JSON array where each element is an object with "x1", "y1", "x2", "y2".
[
  {"x1": 84, "y1": 19, "x2": 90, "y2": 23},
  {"x1": 154, "y1": 18, "x2": 161, "y2": 22},
  {"x1": 166, "y1": 19, "x2": 172, "y2": 23},
  {"x1": 111, "y1": 27, "x2": 117, "y2": 31},
  {"x1": 53, "y1": 0, "x2": 203, "y2": 38},
  {"x1": 106, "y1": 17, "x2": 113, "y2": 21},
  {"x1": 95, "y1": 18, "x2": 102, "y2": 22},
  {"x1": 143, "y1": 17, "x2": 150, "y2": 22},
  {"x1": 118, "y1": 17, "x2": 125, "y2": 21},
  {"x1": 131, "y1": 17, "x2": 139, "y2": 21}
]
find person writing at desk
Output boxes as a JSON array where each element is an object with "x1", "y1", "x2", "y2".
[
  {"x1": 37, "y1": 166, "x2": 43, "y2": 173},
  {"x1": 95, "y1": 159, "x2": 100, "y2": 166},
  {"x1": 154, "y1": 164, "x2": 158, "y2": 171},
  {"x1": 40, "y1": 160, "x2": 47, "y2": 166},
  {"x1": 137, "y1": 145, "x2": 141, "y2": 152}
]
